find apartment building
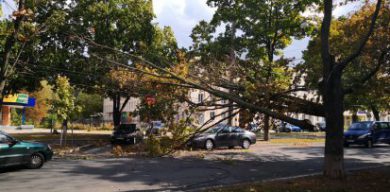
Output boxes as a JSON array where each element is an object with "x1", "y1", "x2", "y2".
[{"x1": 102, "y1": 89, "x2": 240, "y2": 127}]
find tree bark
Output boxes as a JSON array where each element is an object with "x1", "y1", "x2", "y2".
[
  {"x1": 323, "y1": 71, "x2": 345, "y2": 179},
  {"x1": 263, "y1": 114, "x2": 270, "y2": 141},
  {"x1": 352, "y1": 109, "x2": 358, "y2": 123},
  {"x1": 60, "y1": 119, "x2": 68, "y2": 147},
  {"x1": 112, "y1": 94, "x2": 121, "y2": 128},
  {"x1": 0, "y1": 0, "x2": 25, "y2": 97},
  {"x1": 371, "y1": 105, "x2": 380, "y2": 121}
]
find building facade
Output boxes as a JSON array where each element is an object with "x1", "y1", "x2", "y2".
[{"x1": 103, "y1": 89, "x2": 240, "y2": 127}]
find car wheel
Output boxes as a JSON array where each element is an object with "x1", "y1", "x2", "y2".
[
  {"x1": 241, "y1": 139, "x2": 251, "y2": 149},
  {"x1": 28, "y1": 153, "x2": 45, "y2": 169},
  {"x1": 205, "y1": 139, "x2": 214, "y2": 151},
  {"x1": 365, "y1": 140, "x2": 374, "y2": 148}
]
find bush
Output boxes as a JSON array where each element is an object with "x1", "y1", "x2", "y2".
[
  {"x1": 68, "y1": 123, "x2": 114, "y2": 131},
  {"x1": 145, "y1": 120, "x2": 195, "y2": 157}
]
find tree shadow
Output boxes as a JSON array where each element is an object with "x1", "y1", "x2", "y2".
[{"x1": 1, "y1": 145, "x2": 389, "y2": 191}]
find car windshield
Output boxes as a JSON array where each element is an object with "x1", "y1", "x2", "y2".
[
  {"x1": 349, "y1": 122, "x2": 372, "y2": 130},
  {"x1": 0, "y1": 131, "x2": 16, "y2": 141}
]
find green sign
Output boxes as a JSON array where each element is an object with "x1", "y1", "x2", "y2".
[{"x1": 16, "y1": 94, "x2": 29, "y2": 104}]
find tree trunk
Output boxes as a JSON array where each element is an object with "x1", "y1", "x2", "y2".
[
  {"x1": 112, "y1": 94, "x2": 121, "y2": 128},
  {"x1": 60, "y1": 119, "x2": 68, "y2": 147},
  {"x1": 371, "y1": 105, "x2": 380, "y2": 121},
  {"x1": 0, "y1": 0, "x2": 25, "y2": 98},
  {"x1": 323, "y1": 72, "x2": 345, "y2": 179},
  {"x1": 263, "y1": 114, "x2": 270, "y2": 141},
  {"x1": 352, "y1": 111, "x2": 358, "y2": 123}
]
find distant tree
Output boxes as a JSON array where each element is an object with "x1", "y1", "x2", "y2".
[
  {"x1": 52, "y1": 76, "x2": 80, "y2": 146},
  {"x1": 73, "y1": 92, "x2": 103, "y2": 120},
  {"x1": 25, "y1": 81, "x2": 53, "y2": 125}
]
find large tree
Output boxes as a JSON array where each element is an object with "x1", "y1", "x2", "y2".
[
  {"x1": 319, "y1": 0, "x2": 387, "y2": 178},
  {"x1": 87, "y1": 1, "x2": 388, "y2": 179},
  {"x1": 302, "y1": 3, "x2": 390, "y2": 122},
  {"x1": 190, "y1": 0, "x2": 321, "y2": 136}
]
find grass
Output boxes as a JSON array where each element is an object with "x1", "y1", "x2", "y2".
[
  {"x1": 273, "y1": 132, "x2": 325, "y2": 137},
  {"x1": 269, "y1": 138, "x2": 325, "y2": 144},
  {"x1": 207, "y1": 166, "x2": 390, "y2": 192}
]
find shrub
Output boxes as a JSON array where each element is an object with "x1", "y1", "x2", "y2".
[{"x1": 145, "y1": 120, "x2": 196, "y2": 157}]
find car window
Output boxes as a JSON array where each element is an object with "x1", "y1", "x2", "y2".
[
  {"x1": 349, "y1": 122, "x2": 372, "y2": 130},
  {"x1": 205, "y1": 127, "x2": 221, "y2": 134},
  {"x1": 233, "y1": 127, "x2": 244, "y2": 133},
  {"x1": 221, "y1": 126, "x2": 232, "y2": 133},
  {"x1": 378, "y1": 122, "x2": 390, "y2": 129}
]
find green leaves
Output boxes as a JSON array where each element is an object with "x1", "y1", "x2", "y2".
[{"x1": 52, "y1": 76, "x2": 77, "y2": 121}]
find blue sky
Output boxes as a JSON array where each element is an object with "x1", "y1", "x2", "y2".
[{"x1": 2, "y1": 0, "x2": 363, "y2": 60}]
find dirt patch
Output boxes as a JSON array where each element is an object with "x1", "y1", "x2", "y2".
[{"x1": 207, "y1": 166, "x2": 390, "y2": 192}]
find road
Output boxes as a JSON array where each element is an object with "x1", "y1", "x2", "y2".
[{"x1": 1, "y1": 143, "x2": 390, "y2": 192}]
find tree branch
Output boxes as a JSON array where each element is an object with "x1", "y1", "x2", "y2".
[
  {"x1": 344, "y1": 47, "x2": 390, "y2": 95},
  {"x1": 336, "y1": 0, "x2": 383, "y2": 71}
]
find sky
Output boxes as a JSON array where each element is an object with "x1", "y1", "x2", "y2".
[
  {"x1": 2, "y1": 0, "x2": 363, "y2": 60},
  {"x1": 153, "y1": 0, "x2": 363, "y2": 61}
]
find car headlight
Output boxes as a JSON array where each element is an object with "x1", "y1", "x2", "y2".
[{"x1": 358, "y1": 133, "x2": 371, "y2": 139}]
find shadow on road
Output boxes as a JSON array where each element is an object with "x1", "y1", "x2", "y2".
[{"x1": 1, "y1": 145, "x2": 389, "y2": 191}]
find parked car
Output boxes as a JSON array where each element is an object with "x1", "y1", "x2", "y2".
[
  {"x1": 0, "y1": 131, "x2": 53, "y2": 169},
  {"x1": 189, "y1": 124, "x2": 257, "y2": 150},
  {"x1": 111, "y1": 124, "x2": 143, "y2": 144},
  {"x1": 317, "y1": 122, "x2": 326, "y2": 132},
  {"x1": 279, "y1": 123, "x2": 302, "y2": 132},
  {"x1": 248, "y1": 122, "x2": 260, "y2": 132},
  {"x1": 146, "y1": 121, "x2": 165, "y2": 135},
  {"x1": 344, "y1": 121, "x2": 390, "y2": 148}
]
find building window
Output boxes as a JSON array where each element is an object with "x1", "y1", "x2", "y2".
[
  {"x1": 198, "y1": 93, "x2": 204, "y2": 103},
  {"x1": 198, "y1": 114, "x2": 204, "y2": 124},
  {"x1": 210, "y1": 112, "x2": 216, "y2": 120}
]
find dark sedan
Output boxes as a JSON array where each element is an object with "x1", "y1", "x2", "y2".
[
  {"x1": 189, "y1": 125, "x2": 257, "y2": 150},
  {"x1": 111, "y1": 124, "x2": 143, "y2": 144}
]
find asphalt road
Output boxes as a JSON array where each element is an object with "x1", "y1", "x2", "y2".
[{"x1": 1, "y1": 144, "x2": 390, "y2": 192}]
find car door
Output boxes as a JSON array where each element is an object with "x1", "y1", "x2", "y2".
[
  {"x1": 215, "y1": 126, "x2": 232, "y2": 147},
  {"x1": 0, "y1": 133, "x2": 25, "y2": 167},
  {"x1": 372, "y1": 122, "x2": 382, "y2": 143},
  {"x1": 231, "y1": 127, "x2": 244, "y2": 146},
  {"x1": 0, "y1": 134, "x2": 10, "y2": 166},
  {"x1": 373, "y1": 122, "x2": 388, "y2": 143}
]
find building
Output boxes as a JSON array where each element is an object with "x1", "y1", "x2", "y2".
[
  {"x1": 289, "y1": 89, "x2": 390, "y2": 127},
  {"x1": 102, "y1": 89, "x2": 240, "y2": 127}
]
